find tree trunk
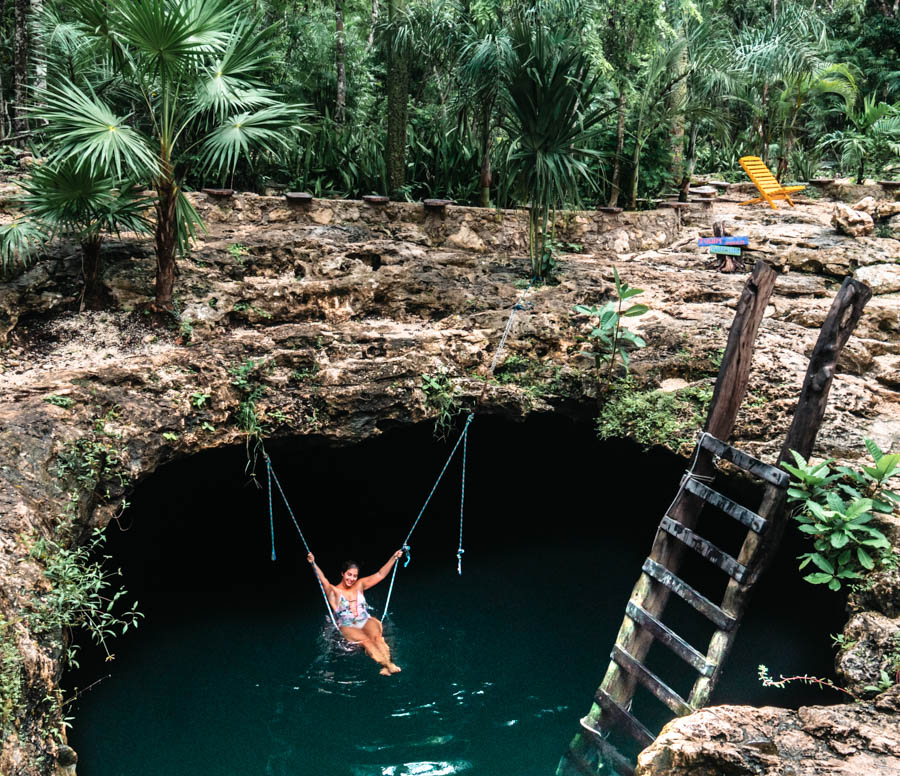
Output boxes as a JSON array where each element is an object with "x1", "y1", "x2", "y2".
[
  {"x1": 31, "y1": 0, "x2": 45, "y2": 93},
  {"x1": 154, "y1": 177, "x2": 178, "y2": 312},
  {"x1": 608, "y1": 87, "x2": 626, "y2": 207},
  {"x1": 385, "y1": 0, "x2": 408, "y2": 199},
  {"x1": 335, "y1": 0, "x2": 347, "y2": 124},
  {"x1": 670, "y1": 47, "x2": 688, "y2": 198},
  {"x1": 80, "y1": 236, "x2": 104, "y2": 311},
  {"x1": 367, "y1": 0, "x2": 378, "y2": 51},
  {"x1": 478, "y1": 105, "x2": 491, "y2": 208},
  {"x1": 13, "y1": 0, "x2": 29, "y2": 142}
]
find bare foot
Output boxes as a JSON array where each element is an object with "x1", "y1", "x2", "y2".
[
  {"x1": 379, "y1": 667, "x2": 391, "y2": 676},
  {"x1": 389, "y1": 663, "x2": 402, "y2": 674}
]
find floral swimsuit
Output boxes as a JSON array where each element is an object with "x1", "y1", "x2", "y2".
[{"x1": 335, "y1": 589, "x2": 370, "y2": 628}]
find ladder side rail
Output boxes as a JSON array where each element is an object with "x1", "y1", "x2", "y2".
[
  {"x1": 565, "y1": 262, "x2": 778, "y2": 772},
  {"x1": 688, "y1": 277, "x2": 872, "y2": 708}
]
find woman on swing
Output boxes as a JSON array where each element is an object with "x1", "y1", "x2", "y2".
[{"x1": 308, "y1": 550, "x2": 404, "y2": 675}]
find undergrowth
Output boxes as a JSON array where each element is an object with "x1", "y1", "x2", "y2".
[{"x1": 596, "y1": 378, "x2": 713, "y2": 454}]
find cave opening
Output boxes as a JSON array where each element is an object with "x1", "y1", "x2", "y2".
[{"x1": 65, "y1": 414, "x2": 845, "y2": 776}]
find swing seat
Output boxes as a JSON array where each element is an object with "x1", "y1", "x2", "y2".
[{"x1": 738, "y1": 156, "x2": 806, "y2": 209}]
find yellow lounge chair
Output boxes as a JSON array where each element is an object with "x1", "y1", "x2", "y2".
[{"x1": 738, "y1": 156, "x2": 806, "y2": 209}]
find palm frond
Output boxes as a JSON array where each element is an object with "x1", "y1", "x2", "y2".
[
  {"x1": 199, "y1": 104, "x2": 309, "y2": 175},
  {"x1": 33, "y1": 79, "x2": 159, "y2": 179}
]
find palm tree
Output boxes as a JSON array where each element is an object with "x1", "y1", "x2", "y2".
[
  {"x1": 34, "y1": 0, "x2": 306, "y2": 314},
  {"x1": 499, "y1": 3, "x2": 609, "y2": 279},
  {"x1": 11, "y1": 160, "x2": 151, "y2": 309},
  {"x1": 822, "y1": 96, "x2": 900, "y2": 183},
  {"x1": 455, "y1": 3, "x2": 512, "y2": 208}
]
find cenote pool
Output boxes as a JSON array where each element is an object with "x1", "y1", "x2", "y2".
[{"x1": 65, "y1": 415, "x2": 845, "y2": 775}]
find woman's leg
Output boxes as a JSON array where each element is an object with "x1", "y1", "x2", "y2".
[
  {"x1": 363, "y1": 618, "x2": 400, "y2": 673},
  {"x1": 341, "y1": 624, "x2": 394, "y2": 675}
]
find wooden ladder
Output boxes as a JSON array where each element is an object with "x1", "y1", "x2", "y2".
[{"x1": 560, "y1": 264, "x2": 872, "y2": 776}]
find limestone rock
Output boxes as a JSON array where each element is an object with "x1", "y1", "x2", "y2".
[
  {"x1": 447, "y1": 223, "x2": 486, "y2": 252},
  {"x1": 832, "y1": 203, "x2": 875, "y2": 237},
  {"x1": 854, "y1": 196, "x2": 878, "y2": 214},
  {"x1": 855, "y1": 264, "x2": 900, "y2": 295},
  {"x1": 885, "y1": 214, "x2": 900, "y2": 239},
  {"x1": 636, "y1": 703, "x2": 900, "y2": 776},
  {"x1": 835, "y1": 612, "x2": 900, "y2": 697},
  {"x1": 849, "y1": 566, "x2": 900, "y2": 618}
]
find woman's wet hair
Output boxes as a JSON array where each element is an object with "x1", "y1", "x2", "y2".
[{"x1": 341, "y1": 560, "x2": 360, "y2": 574}]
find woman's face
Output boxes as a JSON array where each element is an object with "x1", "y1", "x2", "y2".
[{"x1": 341, "y1": 567, "x2": 359, "y2": 587}]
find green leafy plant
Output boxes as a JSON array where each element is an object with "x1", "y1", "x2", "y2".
[
  {"x1": 29, "y1": 528, "x2": 143, "y2": 666},
  {"x1": 596, "y1": 378, "x2": 712, "y2": 454},
  {"x1": 0, "y1": 617, "x2": 24, "y2": 727},
  {"x1": 227, "y1": 243, "x2": 247, "y2": 260},
  {"x1": 44, "y1": 395, "x2": 75, "y2": 409},
  {"x1": 574, "y1": 269, "x2": 648, "y2": 393},
  {"x1": 191, "y1": 392, "x2": 211, "y2": 409},
  {"x1": 421, "y1": 370, "x2": 461, "y2": 439},
  {"x1": 783, "y1": 440, "x2": 899, "y2": 591}
]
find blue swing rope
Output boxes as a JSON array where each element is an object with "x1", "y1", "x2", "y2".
[
  {"x1": 262, "y1": 278, "x2": 535, "y2": 624},
  {"x1": 265, "y1": 454, "x2": 341, "y2": 631},
  {"x1": 382, "y1": 412, "x2": 474, "y2": 619}
]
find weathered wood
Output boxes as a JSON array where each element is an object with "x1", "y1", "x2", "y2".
[
  {"x1": 698, "y1": 433, "x2": 789, "y2": 488},
  {"x1": 682, "y1": 477, "x2": 767, "y2": 534},
  {"x1": 625, "y1": 602, "x2": 714, "y2": 677},
  {"x1": 593, "y1": 689, "x2": 655, "y2": 748},
  {"x1": 659, "y1": 516, "x2": 749, "y2": 583},
  {"x1": 561, "y1": 748, "x2": 612, "y2": 776},
  {"x1": 641, "y1": 558, "x2": 736, "y2": 631},
  {"x1": 566, "y1": 734, "x2": 635, "y2": 776},
  {"x1": 687, "y1": 276, "x2": 873, "y2": 710},
  {"x1": 611, "y1": 645, "x2": 694, "y2": 716},
  {"x1": 362, "y1": 194, "x2": 389, "y2": 205},
  {"x1": 704, "y1": 261, "x2": 778, "y2": 440},
  {"x1": 285, "y1": 191, "x2": 313, "y2": 203}
]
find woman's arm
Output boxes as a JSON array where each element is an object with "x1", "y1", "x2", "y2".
[
  {"x1": 307, "y1": 553, "x2": 336, "y2": 605},
  {"x1": 359, "y1": 550, "x2": 404, "y2": 589}
]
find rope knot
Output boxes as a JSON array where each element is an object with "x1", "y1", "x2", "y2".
[{"x1": 402, "y1": 544, "x2": 411, "y2": 568}]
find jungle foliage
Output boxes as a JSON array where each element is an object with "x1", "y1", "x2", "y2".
[{"x1": 1, "y1": 0, "x2": 899, "y2": 284}]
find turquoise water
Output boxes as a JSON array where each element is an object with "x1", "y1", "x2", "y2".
[{"x1": 65, "y1": 418, "x2": 845, "y2": 775}]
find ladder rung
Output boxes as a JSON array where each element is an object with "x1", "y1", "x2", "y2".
[
  {"x1": 572, "y1": 727, "x2": 636, "y2": 776},
  {"x1": 625, "y1": 601, "x2": 715, "y2": 677},
  {"x1": 659, "y1": 516, "x2": 749, "y2": 583},
  {"x1": 698, "y1": 434, "x2": 789, "y2": 488},
  {"x1": 642, "y1": 558, "x2": 737, "y2": 631},
  {"x1": 683, "y1": 477, "x2": 768, "y2": 534},
  {"x1": 611, "y1": 645, "x2": 694, "y2": 716},
  {"x1": 593, "y1": 689, "x2": 655, "y2": 748}
]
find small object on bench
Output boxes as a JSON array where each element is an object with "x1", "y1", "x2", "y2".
[
  {"x1": 203, "y1": 187, "x2": 233, "y2": 198},
  {"x1": 285, "y1": 191, "x2": 313, "y2": 204},
  {"x1": 597, "y1": 206, "x2": 623, "y2": 215},
  {"x1": 423, "y1": 198, "x2": 454, "y2": 213},
  {"x1": 363, "y1": 194, "x2": 390, "y2": 205}
]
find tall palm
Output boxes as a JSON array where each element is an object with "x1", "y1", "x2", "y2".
[
  {"x1": 455, "y1": 2, "x2": 512, "y2": 207},
  {"x1": 34, "y1": 0, "x2": 306, "y2": 313},
  {"x1": 500, "y1": 4, "x2": 610, "y2": 279}
]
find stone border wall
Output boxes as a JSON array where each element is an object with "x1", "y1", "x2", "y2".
[{"x1": 188, "y1": 193, "x2": 681, "y2": 256}]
